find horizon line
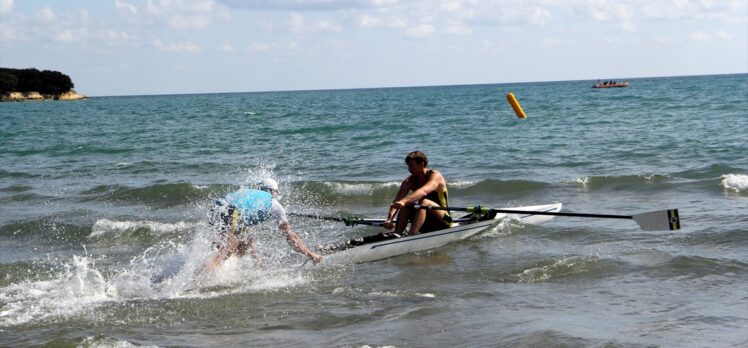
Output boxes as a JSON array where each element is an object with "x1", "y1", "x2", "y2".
[{"x1": 86, "y1": 71, "x2": 747, "y2": 98}]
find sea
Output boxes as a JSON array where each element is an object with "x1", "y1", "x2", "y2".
[{"x1": 1, "y1": 74, "x2": 746, "y2": 347}]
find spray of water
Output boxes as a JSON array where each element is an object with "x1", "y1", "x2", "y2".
[{"x1": 0, "y1": 167, "x2": 340, "y2": 327}]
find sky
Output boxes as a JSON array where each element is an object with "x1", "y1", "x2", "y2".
[{"x1": 1, "y1": 0, "x2": 746, "y2": 96}]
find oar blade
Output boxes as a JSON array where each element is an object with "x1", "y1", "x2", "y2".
[{"x1": 632, "y1": 209, "x2": 681, "y2": 231}]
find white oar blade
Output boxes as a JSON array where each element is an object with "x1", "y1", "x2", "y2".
[{"x1": 632, "y1": 209, "x2": 681, "y2": 231}]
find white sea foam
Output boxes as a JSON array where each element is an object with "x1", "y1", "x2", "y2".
[
  {"x1": 0, "y1": 229, "x2": 313, "y2": 327},
  {"x1": 416, "y1": 293, "x2": 435, "y2": 298},
  {"x1": 570, "y1": 176, "x2": 591, "y2": 185},
  {"x1": 0, "y1": 255, "x2": 117, "y2": 326},
  {"x1": 721, "y1": 174, "x2": 748, "y2": 192},
  {"x1": 90, "y1": 219, "x2": 195, "y2": 237},
  {"x1": 447, "y1": 180, "x2": 475, "y2": 187},
  {"x1": 517, "y1": 255, "x2": 600, "y2": 283},
  {"x1": 327, "y1": 181, "x2": 399, "y2": 195},
  {"x1": 79, "y1": 336, "x2": 160, "y2": 348}
]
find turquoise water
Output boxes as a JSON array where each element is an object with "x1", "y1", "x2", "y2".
[{"x1": 1, "y1": 74, "x2": 747, "y2": 347}]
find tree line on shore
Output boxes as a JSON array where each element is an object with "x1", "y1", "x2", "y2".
[{"x1": 0, "y1": 68, "x2": 74, "y2": 95}]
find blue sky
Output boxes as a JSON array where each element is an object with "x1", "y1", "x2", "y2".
[{"x1": 1, "y1": 0, "x2": 746, "y2": 96}]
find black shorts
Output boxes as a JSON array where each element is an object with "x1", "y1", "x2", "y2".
[
  {"x1": 420, "y1": 212, "x2": 451, "y2": 233},
  {"x1": 208, "y1": 204, "x2": 246, "y2": 236}
]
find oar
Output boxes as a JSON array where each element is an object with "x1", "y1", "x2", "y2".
[
  {"x1": 288, "y1": 212, "x2": 385, "y2": 227},
  {"x1": 415, "y1": 205, "x2": 681, "y2": 231}
]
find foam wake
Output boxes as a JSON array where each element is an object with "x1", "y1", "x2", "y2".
[{"x1": 721, "y1": 174, "x2": 748, "y2": 193}]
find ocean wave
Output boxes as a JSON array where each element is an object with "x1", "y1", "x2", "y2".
[
  {"x1": 0, "y1": 169, "x2": 38, "y2": 179},
  {"x1": 721, "y1": 174, "x2": 748, "y2": 193},
  {"x1": 0, "y1": 219, "x2": 91, "y2": 241},
  {"x1": 673, "y1": 163, "x2": 741, "y2": 180},
  {"x1": 78, "y1": 336, "x2": 160, "y2": 348},
  {"x1": 642, "y1": 255, "x2": 748, "y2": 279},
  {"x1": 675, "y1": 228, "x2": 748, "y2": 247},
  {"x1": 569, "y1": 174, "x2": 671, "y2": 191},
  {"x1": 499, "y1": 255, "x2": 617, "y2": 283},
  {"x1": 0, "y1": 185, "x2": 32, "y2": 193},
  {"x1": 90, "y1": 219, "x2": 196, "y2": 238},
  {"x1": 80, "y1": 183, "x2": 232, "y2": 207}
]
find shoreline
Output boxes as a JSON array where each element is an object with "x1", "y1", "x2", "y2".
[{"x1": 0, "y1": 90, "x2": 88, "y2": 102}]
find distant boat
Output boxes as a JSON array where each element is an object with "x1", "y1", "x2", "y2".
[{"x1": 592, "y1": 80, "x2": 629, "y2": 88}]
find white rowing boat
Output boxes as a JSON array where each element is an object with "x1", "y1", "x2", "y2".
[{"x1": 318, "y1": 202, "x2": 562, "y2": 264}]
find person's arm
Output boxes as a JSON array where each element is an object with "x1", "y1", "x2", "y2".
[
  {"x1": 384, "y1": 178, "x2": 411, "y2": 228},
  {"x1": 280, "y1": 222, "x2": 322, "y2": 264},
  {"x1": 393, "y1": 172, "x2": 443, "y2": 207}
]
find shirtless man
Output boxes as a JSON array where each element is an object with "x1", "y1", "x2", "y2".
[{"x1": 383, "y1": 151, "x2": 451, "y2": 236}]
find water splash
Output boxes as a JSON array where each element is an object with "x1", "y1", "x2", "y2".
[
  {"x1": 721, "y1": 174, "x2": 748, "y2": 193},
  {"x1": 0, "y1": 225, "x2": 315, "y2": 327},
  {"x1": 513, "y1": 255, "x2": 603, "y2": 283}
]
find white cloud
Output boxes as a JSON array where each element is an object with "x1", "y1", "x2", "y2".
[
  {"x1": 528, "y1": 6, "x2": 551, "y2": 26},
  {"x1": 357, "y1": 14, "x2": 381, "y2": 27},
  {"x1": 314, "y1": 20, "x2": 342, "y2": 32},
  {"x1": 168, "y1": 14, "x2": 211, "y2": 29},
  {"x1": 640, "y1": 0, "x2": 747, "y2": 22},
  {"x1": 115, "y1": 0, "x2": 138, "y2": 15},
  {"x1": 98, "y1": 30, "x2": 135, "y2": 46},
  {"x1": 406, "y1": 23, "x2": 434, "y2": 38},
  {"x1": 55, "y1": 29, "x2": 88, "y2": 43},
  {"x1": 0, "y1": 24, "x2": 16, "y2": 40},
  {"x1": 38, "y1": 6, "x2": 56, "y2": 22},
  {"x1": 357, "y1": 14, "x2": 407, "y2": 28},
  {"x1": 714, "y1": 30, "x2": 733, "y2": 41},
  {"x1": 371, "y1": 0, "x2": 399, "y2": 6},
  {"x1": 650, "y1": 36, "x2": 677, "y2": 44},
  {"x1": 0, "y1": 0, "x2": 13, "y2": 14},
  {"x1": 542, "y1": 37, "x2": 562, "y2": 46},
  {"x1": 290, "y1": 13, "x2": 304, "y2": 28},
  {"x1": 441, "y1": 1, "x2": 462, "y2": 12},
  {"x1": 691, "y1": 30, "x2": 709, "y2": 42},
  {"x1": 688, "y1": 30, "x2": 735, "y2": 42},
  {"x1": 154, "y1": 39, "x2": 203, "y2": 53},
  {"x1": 443, "y1": 25, "x2": 472, "y2": 35},
  {"x1": 620, "y1": 21, "x2": 635, "y2": 32},
  {"x1": 218, "y1": 0, "x2": 398, "y2": 11},
  {"x1": 247, "y1": 42, "x2": 277, "y2": 52},
  {"x1": 141, "y1": 0, "x2": 227, "y2": 30},
  {"x1": 222, "y1": 43, "x2": 235, "y2": 52}
]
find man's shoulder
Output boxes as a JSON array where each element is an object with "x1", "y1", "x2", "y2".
[{"x1": 428, "y1": 169, "x2": 445, "y2": 180}]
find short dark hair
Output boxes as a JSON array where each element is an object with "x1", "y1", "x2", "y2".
[{"x1": 405, "y1": 151, "x2": 428, "y2": 166}]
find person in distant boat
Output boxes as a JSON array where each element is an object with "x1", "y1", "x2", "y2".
[
  {"x1": 383, "y1": 151, "x2": 452, "y2": 236},
  {"x1": 204, "y1": 178, "x2": 322, "y2": 270}
]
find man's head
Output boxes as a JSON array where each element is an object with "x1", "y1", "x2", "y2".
[
  {"x1": 257, "y1": 178, "x2": 279, "y2": 195},
  {"x1": 405, "y1": 151, "x2": 428, "y2": 174}
]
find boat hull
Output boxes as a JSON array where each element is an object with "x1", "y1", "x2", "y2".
[
  {"x1": 592, "y1": 82, "x2": 629, "y2": 88},
  {"x1": 320, "y1": 203, "x2": 562, "y2": 264}
]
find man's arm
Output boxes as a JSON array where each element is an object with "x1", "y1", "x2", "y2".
[
  {"x1": 280, "y1": 222, "x2": 322, "y2": 264},
  {"x1": 396, "y1": 172, "x2": 442, "y2": 206},
  {"x1": 386, "y1": 178, "x2": 411, "y2": 222}
]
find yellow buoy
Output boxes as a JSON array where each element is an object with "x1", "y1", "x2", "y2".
[{"x1": 506, "y1": 92, "x2": 526, "y2": 119}]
